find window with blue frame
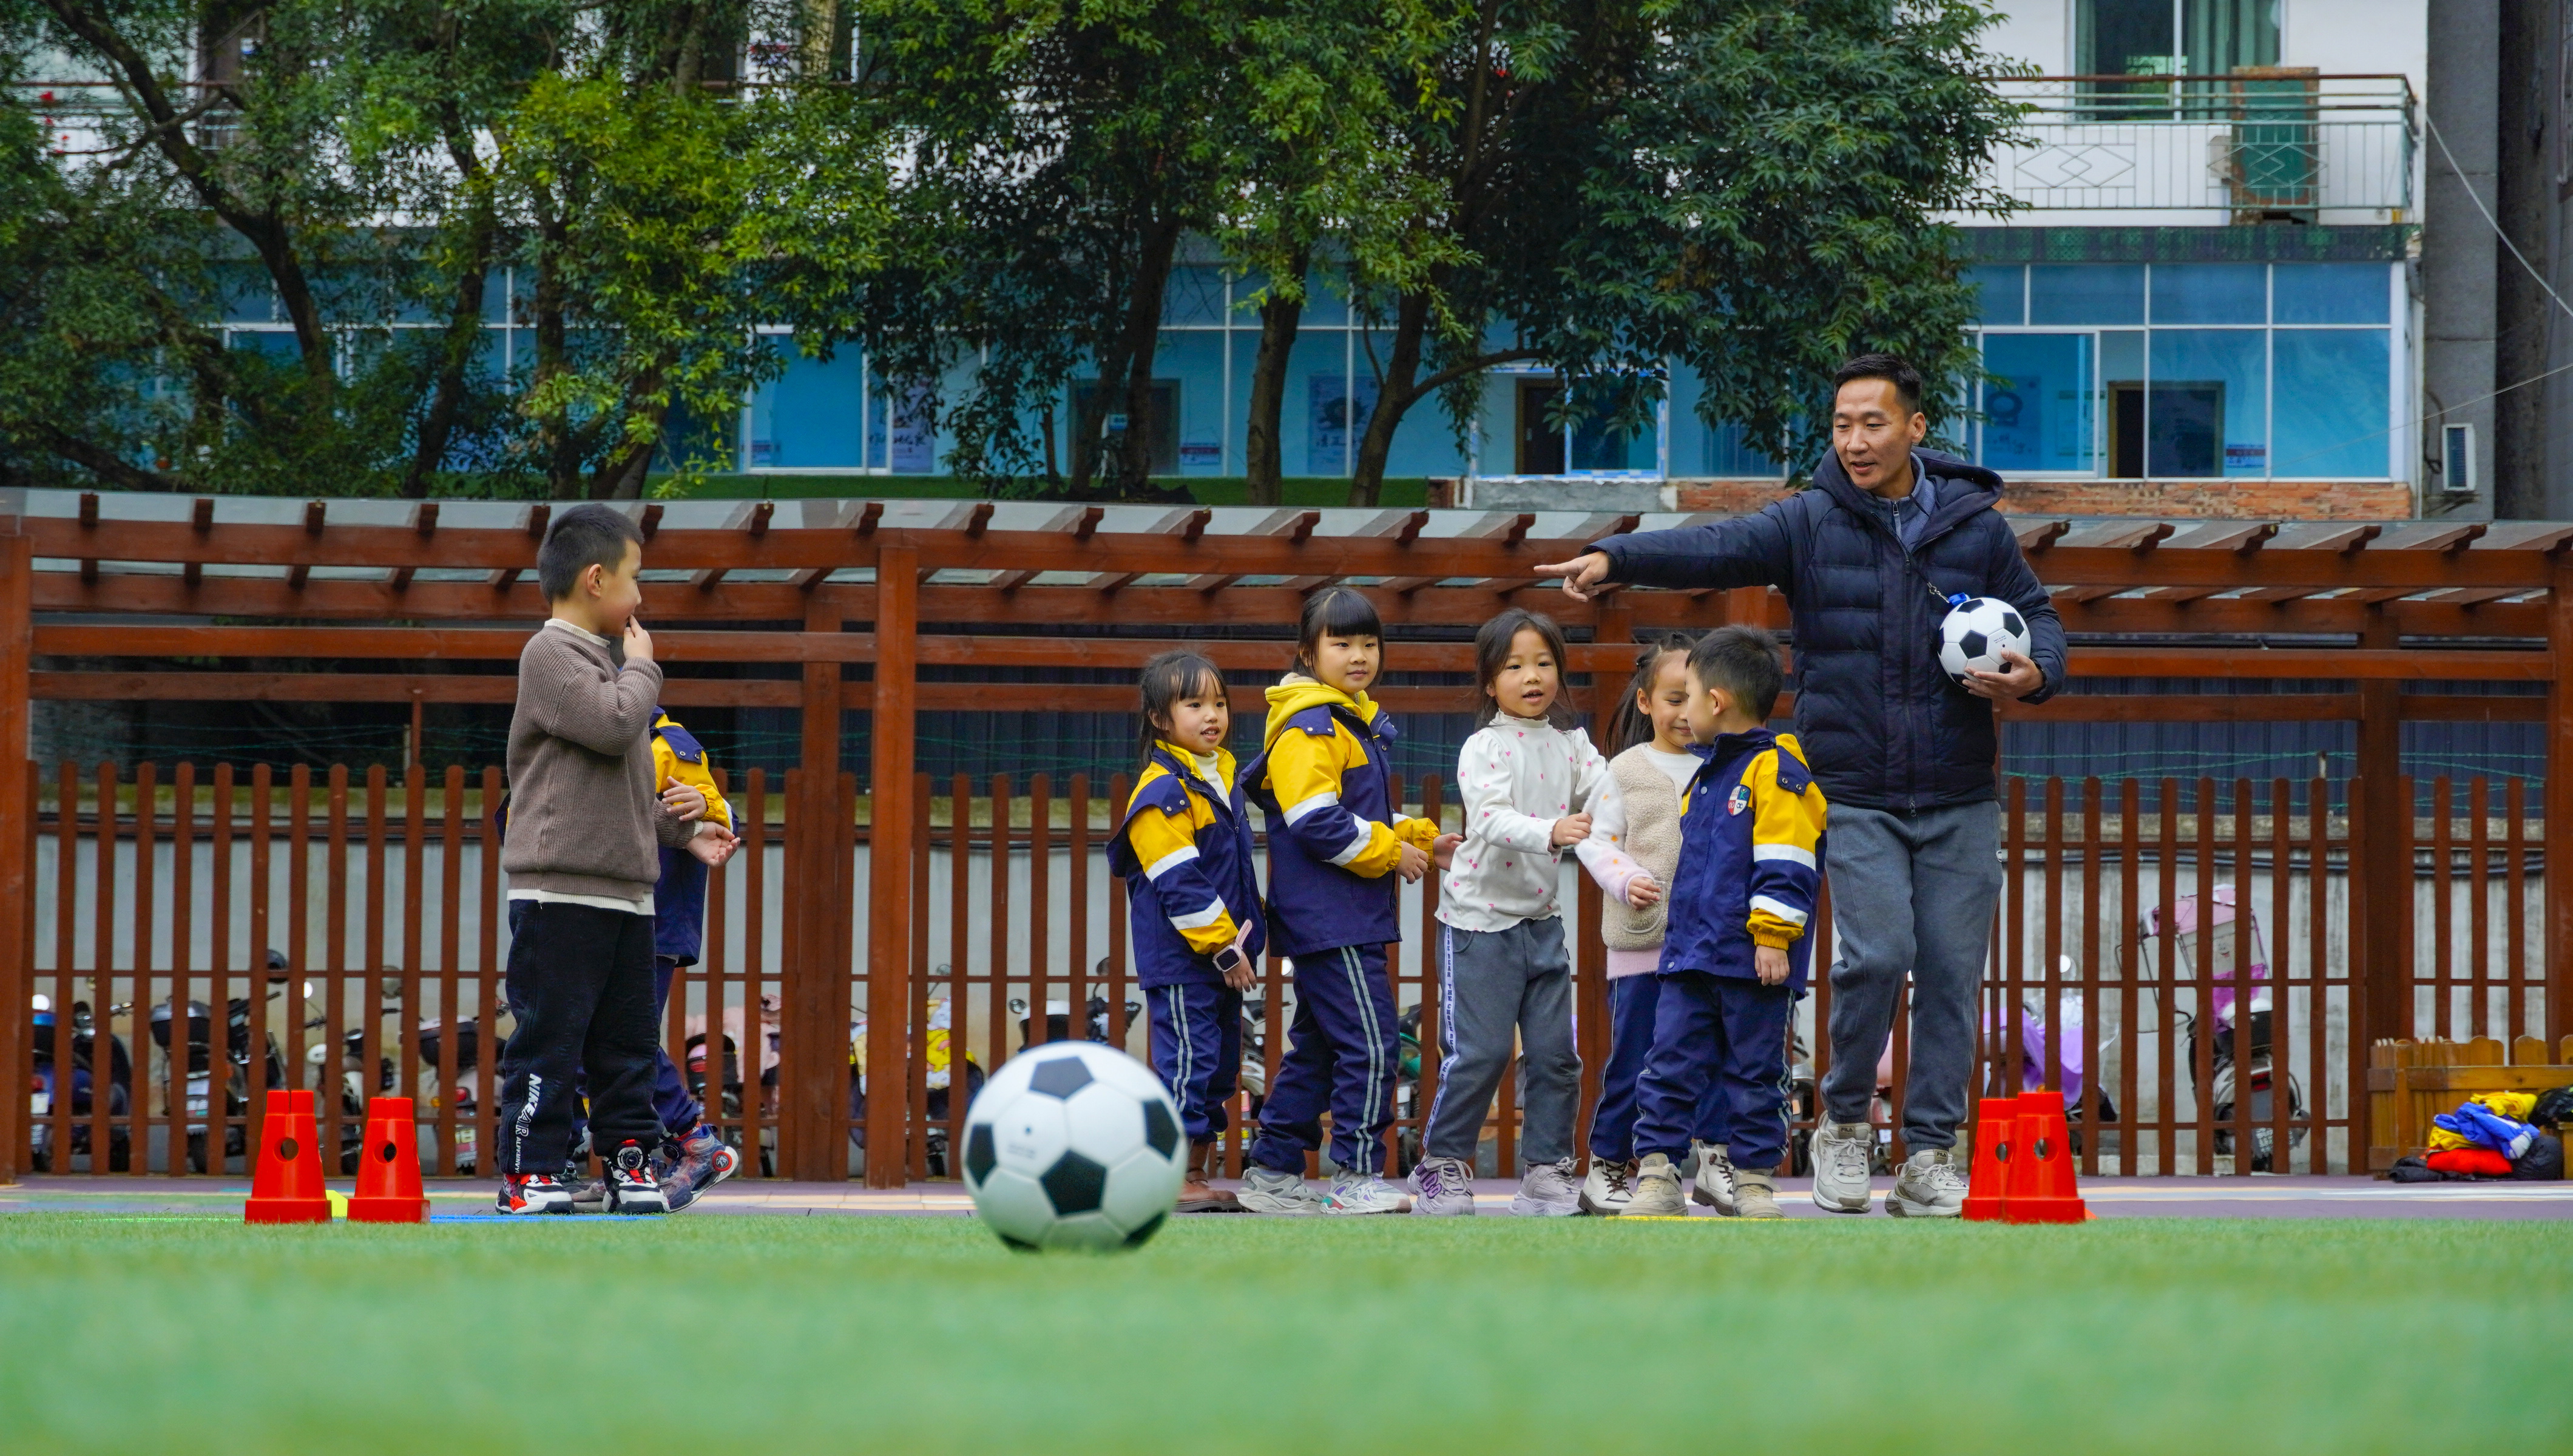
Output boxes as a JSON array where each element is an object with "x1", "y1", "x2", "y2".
[{"x1": 1967, "y1": 261, "x2": 2393, "y2": 479}]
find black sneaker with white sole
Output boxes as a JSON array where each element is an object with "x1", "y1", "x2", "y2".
[
  {"x1": 495, "y1": 1172, "x2": 574, "y2": 1215},
  {"x1": 603, "y1": 1140, "x2": 668, "y2": 1215}
]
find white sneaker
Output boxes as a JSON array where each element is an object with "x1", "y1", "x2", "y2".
[
  {"x1": 1810, "y1": 1119, "x2": 1875, "y2": 1213},
  {"x1": 1578, "y1": 1157, "x2": 1635, "y2": 1216},
  {"x1": 1237, "y1": 1164, "x2": 1326, "y2": 1215},
  {"x1": 1888, "y1": 1147, "x2": 1967, "y2": 1218},
  {"x1": 1625, "y1": 1153, "x2": 1685, "y2": 1216},
  {"x1": 1688, "y1": 1140, "x2": 1736, "y2": 1215},
  {"x1": 1510, "y1": 1158, "x2": 1580, "y2": 1216},
  {"x1": 1731, "y1": 1167, "x2": 1784, "y2": 1219},
  {"x1": 1408, "y1": 1156, "x2": 1476, "y2": 1216},
  {"x1": 1322, "y1": 1172, "x2": 1410, "y2": 1215}
]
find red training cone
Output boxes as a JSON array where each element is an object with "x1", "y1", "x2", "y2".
[
  {"x1": 2001, "y1": 1097, "x2": 2089, "y2": 1224},
  {"x1": 245, "y1": 1088, "x2": 332, "y2": 1224},
  {"x1": 347, "y1": 1096, "x2": 430, "y2": 1224},
  {"x1": 1961, "y1": 1094, "x2": 2023, "y2": 1222}
]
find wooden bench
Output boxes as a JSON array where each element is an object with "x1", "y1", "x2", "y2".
[{"x1": 2367, "y1": 1036, "x2": 2573, "y2": 1171}]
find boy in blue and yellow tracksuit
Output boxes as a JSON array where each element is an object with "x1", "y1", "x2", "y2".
[
  {"x1": 1109, "y1": 740, "x2": 1265, "y2": 1211},
  {"x1": 1239, "y1": 673, "x2": 1444, "y2": 1212},
  {"x1": 567, "y1": 710, "x2": 741, "y2": 1210},
  {"x1": 1629, "y1": 627, "x2": 1827, "y2": 1218}
]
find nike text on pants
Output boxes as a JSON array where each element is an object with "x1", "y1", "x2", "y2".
[
  {"x1": 1819, "y1": 801, "x2": 2004, "y2": 1152},
  {"x1": 1248, "y1": 945, "x2": 1399, "y2": 1177},
  {"x1": 1422, "y1": 919, "x2": 1581, "y2": 1168},
  {"x1": 496, "y1": 900, "x2": 666, "y2": 1175}
]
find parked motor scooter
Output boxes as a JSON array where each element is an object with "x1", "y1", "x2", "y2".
[
  {"x1": 847, "y1": 980, "x2": 990, "y2": 1175},
  {"x1": 29, "y1": 994, "x2": 131, "y2": 1171},
  {"x1": 1986, "y1": 963, "x2": 2122, "y2": 1156},
  {"x1": 2140, "y1": 887, "x2": 2306, "y2": 1170},
  {"x1": 412, "y1": 1016, "x2": 484, "y2": 1174}
]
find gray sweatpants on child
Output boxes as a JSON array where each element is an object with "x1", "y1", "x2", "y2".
[
  {"x1": 1423, "y1": 918, "x2": 1582, "y2": 1167},
  {"x1": 1818, "y1": 801, "x2": 2005, "y2": 1153}
]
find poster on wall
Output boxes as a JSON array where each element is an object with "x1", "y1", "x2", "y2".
[
  {"x1": 1308, "y1": 374, "x2": 1380, "y2": 474},
  {"x1": 867, "y1": 385, "x2": 937, "y2": 473}
]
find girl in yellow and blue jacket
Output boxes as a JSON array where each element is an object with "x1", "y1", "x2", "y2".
[
  {"x1": 1107, "y1": 652, "x2": 1265, "y2": 1213},
  {"x1": 1236, "y1": 588, "x2": 1457, "y2": 1215}
]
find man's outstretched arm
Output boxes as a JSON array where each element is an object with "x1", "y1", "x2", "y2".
[{"x1": 1535, "y1": 502, "x2": 1799, "y2": 601}]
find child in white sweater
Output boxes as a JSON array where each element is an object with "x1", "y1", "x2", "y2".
[{"x1": 1413, "y1": 608, "x2": 1640, "y2": 1216}]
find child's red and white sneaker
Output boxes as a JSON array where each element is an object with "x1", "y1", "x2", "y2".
[
  {"x1": 604, "y1": 1140, "x2": 668, "y2": 1215},
  {"x1": 495, "y1": 1172, "x2": 574, "y2": 1215}
]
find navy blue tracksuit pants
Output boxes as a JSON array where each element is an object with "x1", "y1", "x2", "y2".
[
  {"x1": 1632, "y1": 971, "x2": 1795, "y2": 1173},
  {"x1": 566, "y1": 951, "x2": 703, "y2": 1160},
  {"x1": 1148, "y1": 982, "x2": 1243, "y2": 1143},
  {"x1": 1589, "y1": 972, "x2": 1729, "y2": 1162},
  {"x1": 1248, "y1": 945, "x2": 1398, "y2": 1177}
]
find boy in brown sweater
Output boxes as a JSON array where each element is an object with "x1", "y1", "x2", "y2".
[{"x1": 494, "y1": 504, "x2": 705, "y2": 1215}]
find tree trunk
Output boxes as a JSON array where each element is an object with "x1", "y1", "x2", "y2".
[
  {"x1": 401, "y1": 115, "x2": 496, "y2": 499},
  {"x1": 530, "y1": 187, "x2": 584, "y2": 499},
  {"x1": 1347, "y1": 291, "x2": 1430, "y2": 507},
  {"x1": 1111, "y1": 212, "x2": 1185, "y2": 499},
  {"x1": 1242, "y1": 252, "x2": 1307, "y2": 507},
  {"x1": 589, "y1": 397, "x2": 666, "y2": 500}
]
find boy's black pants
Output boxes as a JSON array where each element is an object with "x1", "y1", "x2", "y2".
[{"x1": 496, "y1": 900, "x2": 665, "y2": 1176}]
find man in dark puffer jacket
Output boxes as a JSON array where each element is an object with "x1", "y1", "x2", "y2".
[{"x1": 1539, "y1": 354, "x2": 2067, "y2": 1216}]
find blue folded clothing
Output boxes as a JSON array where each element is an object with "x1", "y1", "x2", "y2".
[{"x1": 2433, "y1": 1102, "x2": 2538, "y2": 1160}]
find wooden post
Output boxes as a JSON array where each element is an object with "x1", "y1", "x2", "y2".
[
  {"x1": 2547, "y1": 558, "x2": 2573, "y2": 1050},
  {"x1": 2355, "y1": 603, "x2": 2406, "y2": 1165},
  {"x1": 864, "y1": 546, "x2": 918, "y2": 1187},
  {"x1": 0, "y1": 534, "x2": 30, "y2": 1182},
  {"x1": 788, "y1": 592, "x2": 846, "y2": 1179},
  {"x1": 1576, "y1": 601, "x2": 1634, "y2": 1164}
]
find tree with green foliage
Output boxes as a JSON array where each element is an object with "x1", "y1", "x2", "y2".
[
  {"x1": 1585, "y1": 0, "x2": 2029, "y2": 474},
  {"x1": 0, "y1": 0, "x2": 888, "y2": 497},
  {"x1": 1332, "y1": 0, "x2": 2024, "y2": 505},
  {"x1": 850, "y1": 0, "x2": 1244, "y2": 500}
]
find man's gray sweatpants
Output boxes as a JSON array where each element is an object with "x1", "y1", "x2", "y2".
[
  {"x1": 1819, "y1": 801, "x2": 2004, "y2": 1151},
  {"x1": 1423, "y1": 918, "x2": 1582, "y2": 1167}
]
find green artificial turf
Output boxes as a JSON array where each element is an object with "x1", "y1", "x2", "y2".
[{"x1": 0, "y1": 1214, "x2": 2560, "y2": 1454}]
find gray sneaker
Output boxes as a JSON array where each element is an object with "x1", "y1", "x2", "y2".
[
  {"x1": 1578, "y1": 1157, "x2": 1634, "y2": 1216},
  {"x1": 1688, "y1": 1140, "x2": 1736, "y2": 1215},
  {"x1": 1510, "y1": 1157, "x2": 1580, "y2": 1216},
  {"x1": 1732, "y1": 1167, "x2": 1784, "y2": 1219},
  {"x1": 1408, "y1": 1156, "x2": 1476, "y2": 1216},
  {"x1": 1237, "y1": 1164, "x2": 1325, "y2": 1215},
  {"x1": 1322, "y1": 1171, "x2": 1409, "y2": 1215},
  {"x1": 1888, "y1": 1147, "x2": 1967, "y2": 1218},
  {"x1": 1626, "y1": 1153, "x2": 1685, "y2": 1215},
  {"x1": 1810, "y1": 1119, "x2": 1875, "y2": 1213}
]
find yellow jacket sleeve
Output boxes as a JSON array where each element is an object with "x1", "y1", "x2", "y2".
[
  {"x1": 1123, "y1": 798, "x2": 1240, "y2": 954},
  {"x1": 1745, "y1": 750, "x2": 1827, "y2": 950},
  {"x1": 1266, "y1": 723, "x2": 1405, "y2": 879},
  {"x1": 652, "y1": 731, "x2": 732, "y2": 831}
]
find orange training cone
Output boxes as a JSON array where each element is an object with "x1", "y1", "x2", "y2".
[
  {"x1": 347, "y1": 1096, "x2": 430, "y2": 1224},
  {"x1": 1961, "y1": 1094, "x2": 2023, "y2": 1222},
  {"x1": 245, "y1": 1088, "x2": 332, "y2": 1224},
  {"x1": 2001, "y1": 1096, "x2": 2089, "y2": 1224}
]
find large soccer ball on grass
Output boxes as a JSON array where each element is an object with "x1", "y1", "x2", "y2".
[
  {"x1": 962, "y1": 1041, "x2": 1183, "y2": 1252},
  {"x1": 1938, "y1": 596, "x2": 2031, "y2": 686}
]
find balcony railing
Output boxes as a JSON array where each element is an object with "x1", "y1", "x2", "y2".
[{"x1": 1983, "y1": 73, "x2": 2416, "y2": 218}]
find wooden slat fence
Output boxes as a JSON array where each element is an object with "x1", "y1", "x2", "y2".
[{"x1": 22, "y1": 756, "x2": 2549, "y2": 1180}]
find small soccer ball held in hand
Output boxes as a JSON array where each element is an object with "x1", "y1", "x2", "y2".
[
  {"x1": 962, "y1": 1041, "x2": 1185, "y2": 1252},
  {"x1": 1937, "y1": 596, "x2": 2032, "y2": 686}
]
